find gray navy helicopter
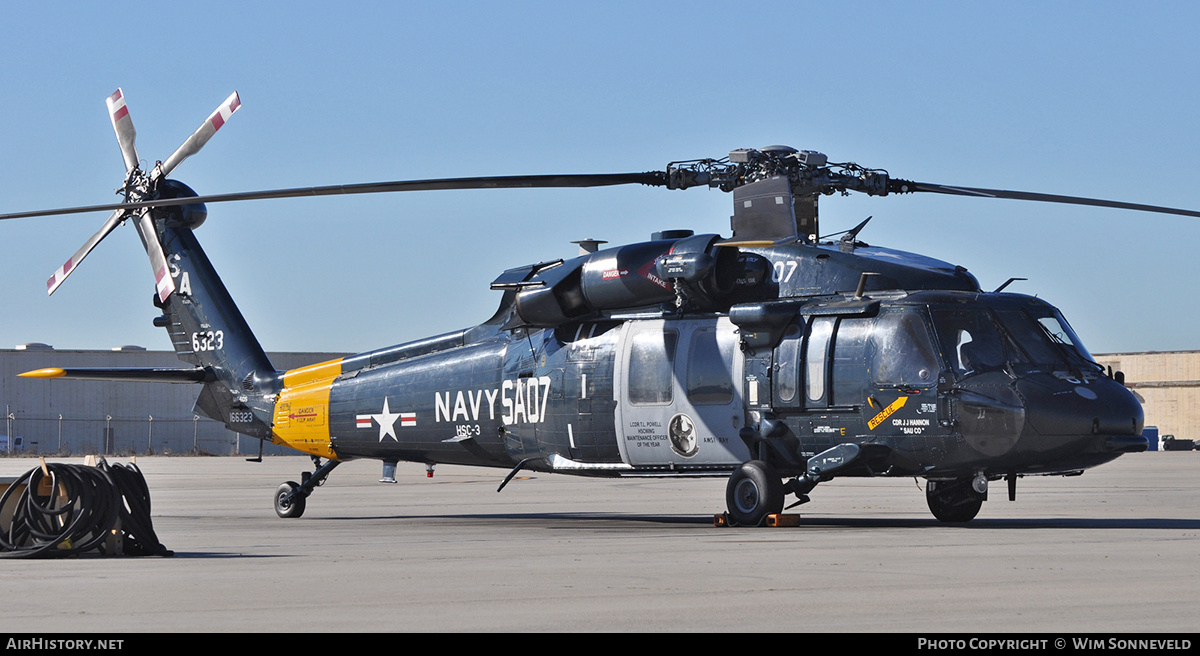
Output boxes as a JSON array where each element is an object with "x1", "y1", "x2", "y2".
[{"x1": 7, "y1": 90, "x2": 1196, "y2": 525}]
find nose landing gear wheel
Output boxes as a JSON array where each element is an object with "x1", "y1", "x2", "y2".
[
  {"x1": 725, "y1": 460, "x2": 784, "y2": 526},
  {"x1": 275, "y1": 481, "x2": 306, "y2": 519},
  {"x1": 926, "y1": 478, "x2": 983, "y2": 523}
]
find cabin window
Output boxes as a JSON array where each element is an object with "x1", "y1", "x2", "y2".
[
  {"x1": 806, "y1": 317, "x2": 835, "y2": 401},
  {"x1": 774, "y1": 323, "x2": 802, "y2": 403},
  {"x1": 628, "y1": 330, "x2": 677, "y2": 405},
  {"x1": 687, "y1": 328, "x2": 734, "y2": 405}
]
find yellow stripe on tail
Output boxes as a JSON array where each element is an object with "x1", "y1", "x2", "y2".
[{"x1": 271, "y1": 358, "x2": 345, "y2": 459}]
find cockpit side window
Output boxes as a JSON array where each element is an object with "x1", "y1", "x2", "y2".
[
  {"x1": 869, "y1": 310, "x2": 938, "y2": 387},
  {"x1": 931, "y1": 309, "x2": 1007, "y2": 376}
]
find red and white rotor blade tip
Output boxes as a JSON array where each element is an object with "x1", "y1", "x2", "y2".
[
  {"x1": 134, "y1": 212, "x2": 176, "y2": 303},
  {"x1": 155, "y1": 91, "x2": 241, "y2": 181},
  {"x1": 106, "y1": 89, "x2": 139, "y2": 174},
  {"x1": 46, "y1": 209, "x2": 126, "y2": 296}
]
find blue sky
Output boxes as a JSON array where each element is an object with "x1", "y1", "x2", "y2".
[{"x1": 2, "y1": 2, "x2": 1199, "y2": 355}]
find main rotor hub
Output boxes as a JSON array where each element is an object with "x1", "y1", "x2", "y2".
[{"x1": 665, "y1": 145, "x2": 892, "y2": 199}]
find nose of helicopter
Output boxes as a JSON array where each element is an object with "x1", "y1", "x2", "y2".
[
  {"x1": 950, "y1": 373, "x2": 1145, "y2": 470},
  {"x1": 1015, "y1": 374, "x2": 1147, "y2": 461}
]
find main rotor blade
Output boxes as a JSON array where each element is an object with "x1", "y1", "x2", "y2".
[
  {"x1": 106, "y1": 89, "x2": 139, "y2": 174},
  {"x1": 134, "y1": 212, "x2": 175, "y2": 303},
  {"x1": 0, "y1": 172, "x2": 667, "y2": 220},
  {"x1": 898, "y1": 181, "x2": 1200, "y2": 219},
  {"x1": 154, "y1": 91, "x2": 241, "y2": 180},
  {"x1": 46, "y1": 209, "x2": 127, "y2": 295}
]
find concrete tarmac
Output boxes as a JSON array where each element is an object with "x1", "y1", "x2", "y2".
[{"x1": 0, "y1": 452, "x2": 1196, "y2": 633}]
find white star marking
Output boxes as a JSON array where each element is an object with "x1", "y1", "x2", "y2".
[{"x1": 372, "y1": 397, "x2": 401, "y2": 442}]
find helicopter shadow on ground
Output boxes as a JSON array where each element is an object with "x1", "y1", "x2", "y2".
[
  {"x1": 311, "y1": 512, "x2": 711, "y2": 526},
  {"x1": 307, "y1": 513, "x2": 1200, "y2": 531},
  {"x1": 788, "y1": 516, "x2": 1200, "y2": 530},
  {"x1": 19, "y1": 551, "x2": 276, "y2": 559},
  {"x1": 161, "y1": 551, "x2": 282, "y2": 559}
]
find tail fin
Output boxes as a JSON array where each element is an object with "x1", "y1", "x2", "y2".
[
  {"x1": 150, "y1": 181, "x2": 279, "y2": 438},
  {"x1": 24, "y1": 89, "x2": 276, "y2": 439}
]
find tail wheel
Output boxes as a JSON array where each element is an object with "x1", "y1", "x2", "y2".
[
  {"x1": 275, "y1": 481, "x2": 306, "y2": 519},
  {"x1": 725, "y1": 460, "x2": 784, "y2": 526},
  {"x1": 926, "y1": 478, "x2": 983, "y2": 523}
]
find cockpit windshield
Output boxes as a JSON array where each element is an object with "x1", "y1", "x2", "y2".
[
  {"x1": 995, "y1": 306, "x2": 1099, "y2": 371},
  {"x1": 931, "y1": 302, "x2": 1100, "y2": 378}
]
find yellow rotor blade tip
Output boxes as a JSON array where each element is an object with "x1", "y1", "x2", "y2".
[{"x1": 19, "y1": 368, "x2": 66, "y2": 378}]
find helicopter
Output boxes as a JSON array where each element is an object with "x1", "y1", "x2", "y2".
[{"x1": 6, "y1": 90, "x2": 1196, "y2": 525}]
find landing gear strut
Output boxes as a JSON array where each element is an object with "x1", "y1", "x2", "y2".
[
  {"x1": 274, "y1": 457, "x2": 341, "y2": 518},
  {"x1": 925, "y1": 477, "x2": 985, "y2": 523}
]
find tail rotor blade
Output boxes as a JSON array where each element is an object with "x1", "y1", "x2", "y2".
[
  {"x1": 134, "y1": 212, "x2": 175, "y2": 303},
  {"x1": 47, "y1": 209, "x2": 127, "y2": 295},
  {"x1": 106, "y1": 89, "x2": 139, "y2": 174},
  {"x1": 155, "y1": 91, "x2": 241, "y2": 180}
]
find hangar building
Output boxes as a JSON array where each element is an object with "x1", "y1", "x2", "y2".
[{"x1": 0, "y1": 345, "x2": 345, "y2": 456}]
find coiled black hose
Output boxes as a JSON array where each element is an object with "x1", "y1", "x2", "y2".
[{"x1": 0, "y1": 460, "x2": 172, "y2": 558}]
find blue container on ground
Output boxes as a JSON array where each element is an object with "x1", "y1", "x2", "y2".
[{"x1": 1143, "y1": 426, "x2": 1159, "y2": 451}]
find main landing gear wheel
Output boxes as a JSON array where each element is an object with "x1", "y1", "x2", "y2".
[
  {"x1": 725, "y1": 460, "x2": 784, "y2": 526},
  {"x1": 275, "y1": 481, "x2": 307, "y2": 519},
  {"x1": 926, "y1": 478, "x2": 984, "y2": 523}
]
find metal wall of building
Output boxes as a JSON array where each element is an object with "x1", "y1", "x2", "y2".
[{"x1": 0, "y1": 348, "x2": 346, "y2": 456}]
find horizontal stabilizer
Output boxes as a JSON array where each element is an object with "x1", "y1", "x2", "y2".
[{"x1": 19, "y1": 367, "x2": 211, "y2": 383}]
